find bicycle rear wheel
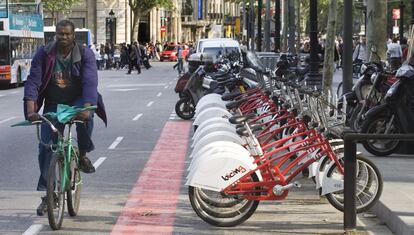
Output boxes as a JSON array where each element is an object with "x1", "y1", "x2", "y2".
[
  {"x1": 47, "y1": 154, "x2": 65, "y2": 230},
  {"x1": 67, "y1": 147, "x2": 81, "y2": 216}
]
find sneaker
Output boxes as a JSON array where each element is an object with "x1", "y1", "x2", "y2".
[
  {"x1": 37, "y1": 196, "x2": 47, "y2": 216},
  {"x1": 79, "y1": 156, "x2": 96, "y2": 174}
]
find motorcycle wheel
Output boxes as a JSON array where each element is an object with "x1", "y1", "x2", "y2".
[
  {"x1": 360, "y1": 115, "x2": 401, "y2": 156},
  {"x1": 349, "y1": 104, "x2": 363, "y2": 131},
  {"x1": 175, "y1": 98, "x2": 195, "y2": 120}
]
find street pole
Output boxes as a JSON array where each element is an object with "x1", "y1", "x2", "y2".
[
  {"x1": 243, "y1": 0, "x2": 247, "y2": 42},
  {"x1": 274, "y1": 0, "x2": 281, "y2": 52},
  {"x1": 412, "y1": 0, "x2": 414, "y2": 24},
  {"x1": 305, "y1": 0, "x2": 321, "y2": 87},
  {"x1": 265, "y1": 0, "x2": 271, "y2": 51},
  {"x1": 250, "y1": 0, "x2": 255, "y2": 51},
  {"x1": 257, "y1": 0, "x2": 263, "y2": 51},
  {"x1": 400, "y1": 1, "x2": 405, "y2": 40},
  {"x1": 288, "y1": 0, "x2": 296, "y2": 54},
  {"x1": 342, "y1": 0, "x2": 353, "y2": 95}
]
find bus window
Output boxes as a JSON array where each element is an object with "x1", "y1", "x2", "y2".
[
  {"x1": 0, "y1": 0, "x2": 7, "y2": 18},
  {"x1": 0, "y1": 36, "x2": 10, "y2": 65}
]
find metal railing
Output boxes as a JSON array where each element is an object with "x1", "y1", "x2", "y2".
[{"x1": 342, "y1": 132, "x2": 414, "y2": 232}]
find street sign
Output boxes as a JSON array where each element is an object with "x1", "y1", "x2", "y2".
[
  {"x1": 392, "y1": 8, "x2": 400, "y2": 20},
  {"x1": 393, "y1": 26, "x2": 399, "y2": 35},
  {"x1": 160, "y1": 26, "x2": 166, "y2": 33}
]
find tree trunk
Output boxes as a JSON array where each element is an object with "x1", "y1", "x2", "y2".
[
  {"x1": 322, "y1": 0, "x2": 337, "y2": 97},
  {"x1": 132, "y1": 10, "x2": 141, "y2": 42},
  {"x1": 366, "y1": 0, "x2": 387, "y2": 63}
]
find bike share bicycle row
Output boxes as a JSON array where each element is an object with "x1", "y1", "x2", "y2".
[{"x1": 175, "y1": 51, "x2": 383, "y2": 227}]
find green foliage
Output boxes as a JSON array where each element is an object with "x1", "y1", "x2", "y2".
[
  {"x1": 129, "y1": 0, "x2": 175, "y2": 15},
  {"x1": 43, "y1": 0, "x2": 81, "y2": 15}
]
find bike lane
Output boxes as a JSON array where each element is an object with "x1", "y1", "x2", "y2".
[{"x1": 111, "y1": 121, "x2": 191, "y2": 235}]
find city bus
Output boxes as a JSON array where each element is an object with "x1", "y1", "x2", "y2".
[
  {"x1": 0, "y1": 0, "x2": 44, "y2": 87},
  {"x1": 44, "y1": 26, "x2": 92, "y2": 46}
]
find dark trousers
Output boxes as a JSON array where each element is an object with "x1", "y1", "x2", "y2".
[
  {"x1": 389, "y1": 57, "x2": 401, "y2": 71},
  {"x1": 128, "y1": 60, "x2": 141, "y2": 74},
  {"x1": 37, "y1": 101, "x2": 94, "y2": 191}
]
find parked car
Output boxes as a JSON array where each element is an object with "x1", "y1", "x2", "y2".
[
  {"x1": 160, "y1": 45, "x2": 189, "y2": 61},
  {"x1": 195, "y1": 38, "x2": 241, "y2": 58}
]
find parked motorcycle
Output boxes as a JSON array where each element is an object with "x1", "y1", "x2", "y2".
[{"x1": 359, "y1": 64, "x2": 414, "y2": 156}]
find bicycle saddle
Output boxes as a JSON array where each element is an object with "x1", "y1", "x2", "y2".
[
  {"x1": 228, "y1": 113, "x2": 257, "y2": 124},
  {"x1": 236, "y1": 124, "x2": 264, "y2": 137},
  {"x1": 222, "y1": 91, "x2": 242, "y2": 101},
  {"x1": 225, "y1": 98, "x2": 247, "y2": 110}
]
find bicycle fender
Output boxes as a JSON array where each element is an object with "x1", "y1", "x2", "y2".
[
  {"x1": 192, "y1": 123, "x2": 235, "y2": 141},
  {"x1": 193, "y1": 107, "x2": 232, "y2": 126},
  {"x1": 186, "y1": 150, "x2": 258, "y2": 192},
  {"x1": 321, "y1": 151, "x2": 362, "y2": 195},
  {"x1": 196, "y1": 93, "x2": 222, "y2": 108},
  {"x1": 191, "y1": 131, "x2": 246, "y2": 154},
  {"x1": 195, "y1": 101, "x2": 227, "y2": 117},
  {"x1": 195, "y1": 117, "x2": 230, "y2": 134},
  {"x1": 188, "y1": 141, "x2": 247, "y2": 170}
]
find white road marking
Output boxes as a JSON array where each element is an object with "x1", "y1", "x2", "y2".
[
  {"x1": 157, "y1": 92, "x2": 162, "y2": 97},
  {"x1": 164, "y1": 85, "x2": 169, "y2": 89},
  {"x1": 9, "y1": 91, "x2": 19, "y2": 94},
  {"x1": 132, "y1": 113, "x2": 143, "y2": 121},
  {"x1": 110, "y1": 88, "x2": 140, "y2": 92},
  {"x1": 93, "y1": 157, "x2": 106, "y2": 169},
  {"x1": 108, "y1": 137, "x2": 124, "y2": 149},
  {"x1": 147, "y1": 101, "x2": 154, "y2": 107},
  {"x1": 22, "y1": 224, "x2": 44, "y2": 235},
  {"x1": 0, "y1": 116, "x2": 16, "y2": 124},
  {"x1": 169, "y1": 81, "x2": 173, "y2": 85},
  {"x1": 0, "y1": 94, "x2": 5, "y2": 97}
]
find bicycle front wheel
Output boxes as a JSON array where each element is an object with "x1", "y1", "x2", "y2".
[
  {"x1": 67, "y1": 147, "x2": 82, "y2": 216},
  {"x1": 325, "y1": 155, "x2": 383, "y2": 213},
  {"x1": 47, "y1": 154, "x2": 65, "y2": 230}
]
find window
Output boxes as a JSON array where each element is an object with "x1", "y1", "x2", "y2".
[
  {"x1": 0, "y1": 36, "x2": 10, "y2": 65},
  {"x1": 69, "y1": 18, "x2": 85, "y2": 28},
  {"x1": 44, "y1": 18, "x2": 55, "y2": 26},
  {"x1": 10, "y1": 37, "x2": 43, "y2": 63},
  {"x1": 0, "y1": 0, "x2": 7, "y2": 18}
]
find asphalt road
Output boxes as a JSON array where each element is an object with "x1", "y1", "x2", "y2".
[{"x1": 0, "y1": 62, "x2": 180, "y2": 234}]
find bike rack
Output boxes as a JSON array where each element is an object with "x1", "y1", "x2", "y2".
[{"x1": 342, "y1": 131, "x2": 414, "y2": 232}]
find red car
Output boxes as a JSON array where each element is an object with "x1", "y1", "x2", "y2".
[{"x1": 160, "y1": 45, "x2": 189, "y2": 61}]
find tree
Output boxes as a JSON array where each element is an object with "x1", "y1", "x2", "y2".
[
  {"x1": 129, "y1": 0, "x2": 174, "y2": 42},
  {"x1": 43, "y1": 0, "x2": 81, "y2": 25},
  {"x1": 367, "y1": 0, "x2": 387, "y2": 63},
  {"x1": 322, "y1": 0, "x2": 338, "y2": 97}
]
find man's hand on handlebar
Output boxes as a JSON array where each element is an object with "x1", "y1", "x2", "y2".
[
  {"x1": 27, "y1": 112, "x2": 41, "y2": 122},
  {"x1": 75, "y1": 110, "x2": 91, "y2": 121}
]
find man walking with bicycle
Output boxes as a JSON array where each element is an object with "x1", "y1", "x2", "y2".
[{"x1": 23, "y1": 20, "x2": 106, "y2": 216}]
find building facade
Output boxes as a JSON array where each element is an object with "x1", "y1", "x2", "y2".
[{"x1": 43, "y1": 0, "x2": 241, "y2": 44}]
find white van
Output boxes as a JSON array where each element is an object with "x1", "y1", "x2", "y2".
[{"x1": 196, "y1": 38, "x2": 241, "y2": 57}]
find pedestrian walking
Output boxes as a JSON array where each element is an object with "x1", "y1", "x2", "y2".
[
  {"x1": 173, "y1": 45, "x2": 184, "y2": 75},
  {"x1": 127, "y1": 42, "x2": 141, "y2": 75},
  {"x1": 387, "y1": 37, "x2": 403, "y2": 71}
]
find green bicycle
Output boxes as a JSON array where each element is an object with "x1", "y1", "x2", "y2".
[{"x1": 13, "y1": 105, "x2": 96, "y2": 230}]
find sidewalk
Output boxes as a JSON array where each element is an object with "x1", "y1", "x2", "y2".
[
  {"x1": 333, "y1": 69, "x2": 414, "y2": 235},
  {"x1": 365, "y1": 152, "x2": 414, "y2": 235},
  {"x1": 176, "y1": 173, "x2": 392, "y2": 234}
]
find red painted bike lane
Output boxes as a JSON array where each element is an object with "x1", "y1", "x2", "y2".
[{"x1": 111, "y1": 121, "x2": 191, "y2": 235}]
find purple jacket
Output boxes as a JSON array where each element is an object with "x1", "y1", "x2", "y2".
[{"x1": 24, "y1": 41, "x2": 107, "y2": 125}]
